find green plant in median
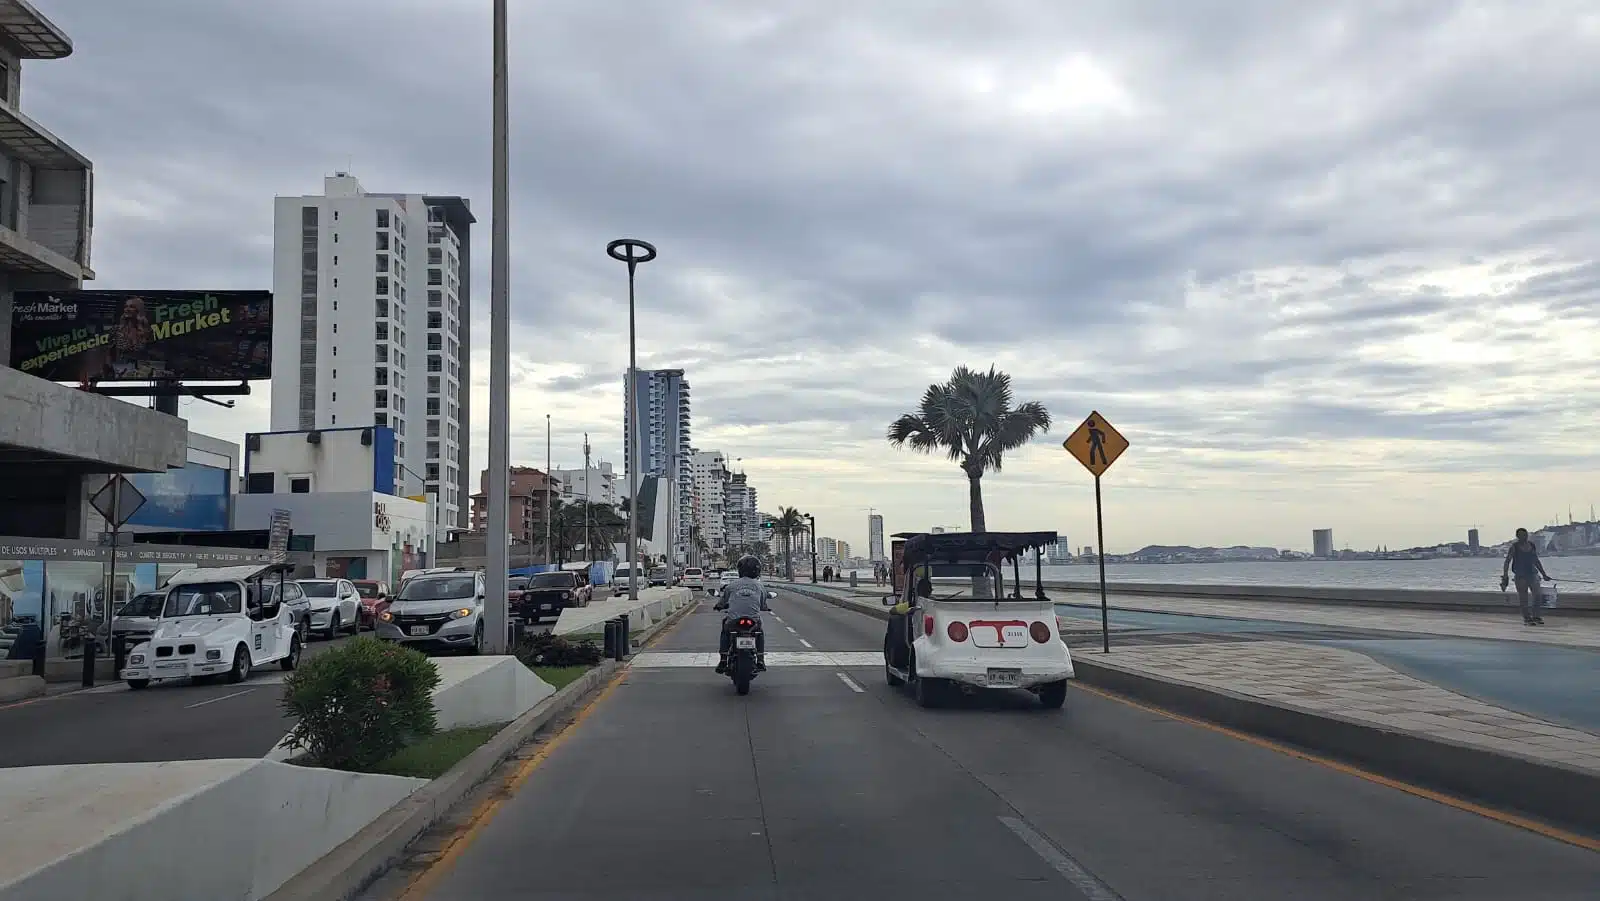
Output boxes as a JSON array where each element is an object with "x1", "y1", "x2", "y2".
[
  {"x1": 515, "y1": 631, "x2": 602, "y2": 669},
  {"x1": 281, "y1": 636, "x2": 442, "y2": 771},
  {"x1": 369, "y1": 725, "x2": 505, "y2": 779},
  {"x1": 532, "y1": 665, "x2": 593, "y2": 690}
]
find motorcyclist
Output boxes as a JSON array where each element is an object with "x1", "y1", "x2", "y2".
[{"x1": 714, "y1": 554, "x2": 770, "y2": 673}]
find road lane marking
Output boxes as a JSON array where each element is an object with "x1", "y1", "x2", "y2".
[
  {"x1": 785, "y1": 626, "x2": 797, "y2": 634},
  {"x1": 798, "y1": 638, "x2": 813, "y2": 648},
  {"x1": 398, "y1": 672, "x2": 625, "y2": 901},
  {"x1": 836, "y1": 672, "x2": 864, "y2": 693},
  {"x1": 185, "y1": 689, "x2": 254, "y2": 709},
  {"x1": 1076, "y1": 683, "x2": 1600, "y2": 854},
  {"x1": 632, "y1": 651, "x2": 881, "y2": 668},
  {"x1": 999, "y1": 816, "x2": 1124, "y2": 900}
]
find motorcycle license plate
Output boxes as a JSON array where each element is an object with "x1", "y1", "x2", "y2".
[
  {"x1": 408, "y1": 626, "x2": 430, "y2": 636},
  {"x1": 734, "y1": 636, "x2": 758, "y2": 649},
  {"x1": 987, "y1": 668, "x2": 1021, "y2": 688}
]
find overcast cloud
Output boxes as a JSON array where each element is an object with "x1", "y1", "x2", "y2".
[{"x1": 28, "y1": 0, "x2": 1600, "y2": 553}]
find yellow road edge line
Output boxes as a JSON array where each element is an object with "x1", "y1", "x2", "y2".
[
  {"x1": 395, "y1": 598, "x2": 700, "y2": 899},
  {"x1": 1075, "y1": 682, "x2": 1600, "y2": 853}
]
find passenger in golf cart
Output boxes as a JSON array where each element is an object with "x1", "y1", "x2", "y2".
[{"x1": 881, "y1": 531, "x2": 1074, "y2": 709}]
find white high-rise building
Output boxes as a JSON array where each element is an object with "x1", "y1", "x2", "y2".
[
  {"x1": 623, "y1": 368, "x2": 691, "y2": 552},
  {"x1": 689, "y1": 450, "x2": 730, "y2": 553},
  {"x1": 271, "y1": 174, "x2": 474, "y2": 531},
  {"x1": 868, "y1": 514, "x2": 885, "y2": 561},
  {"x1": 724, "y1": 472, "x2": 758, "y2": 549},
  {"x1": 550, "y1": 461, "x2": 618, "y2": 507}
]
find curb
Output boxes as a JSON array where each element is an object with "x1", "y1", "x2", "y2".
[
  {"x1": 785, "y1": 584, "x2": 1600, "y2": 838},
  {"x1": 266, "y1": 594, "x2": 696, "y2": 901},
  {"x1": 784, "y1": 584, "x2": 890, "y2": 622},
  {"x1": 264, "y1": 659, "x2": 623, "y2": 901}
]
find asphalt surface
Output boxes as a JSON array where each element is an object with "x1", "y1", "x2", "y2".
[
  {"x1": 0, "y1": 632, "x2": 358, "y2": 768},
  {"x1": 412, "y1": 587, "x2": 1600, "y2": 901},
  {"x1": 1054, "y1": 603, "x2": 1600, "y2": 731}
]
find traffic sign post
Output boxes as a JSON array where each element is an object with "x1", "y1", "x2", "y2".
[
  {"x1": 88, "y1": 475, "x2": 146, "y2": 686},
  {"x1": 1063, "y1": 411, "x2": 1128, "y2": 654}
]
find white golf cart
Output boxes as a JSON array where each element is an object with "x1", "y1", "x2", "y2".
[
  {"x1": 120, "y1": 563, "x2": 303, "y2": 690},
  {"x1": 882, "y1": 531, "x2": 1074, "y2": 709}
]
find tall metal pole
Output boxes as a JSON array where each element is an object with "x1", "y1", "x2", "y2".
[
  {"x1": 1095, "y1": 474, "x2": 1109, "y2": 654},
  {"x1": 483, "y1": 0, "x2": 511, "y2": 654},
  {"x1": 807, "y1": 513, "x2": 818, "y2": 583},
  {"x1": 583, "y1": 432, "x2": 591, "y2": 563},
  {"x1": 607, "y1": 239, "x2": 656, "y2": 602},
  {"x1": 664, "y1": 449, "x2": 676, "y2": 585},
  {"x1": 544, "y1": 413, "x2": 552, "y2": 565}
]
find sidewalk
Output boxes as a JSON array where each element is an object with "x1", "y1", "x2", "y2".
[{"x1": 786, "y1": 581, "x2": 1600, "y2": 786}]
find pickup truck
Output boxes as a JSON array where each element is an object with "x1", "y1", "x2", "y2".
[{"x1": 513, "y1": 570, "x2": 593, "y2": 623}]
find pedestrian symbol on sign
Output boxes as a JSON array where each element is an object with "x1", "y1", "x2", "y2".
[{"x1": 1087, "y1": 418, "x2": 1108, "y2": 467}]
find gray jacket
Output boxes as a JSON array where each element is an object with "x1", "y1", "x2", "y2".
[{"x1": 715, "y1": 577, "x2": 772, "y2": 621}]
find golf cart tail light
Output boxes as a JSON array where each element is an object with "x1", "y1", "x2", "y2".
[
  {"x1": 206, "y1": 649, "x2": 222, "y2": 661},
  {"x1": 1030, "y1": 621, "x2": 1052, "y2": 643},
  {"x1": 923, "y1": 615, "x2": 935, "y2": 636},
  {"x1": 946, "y1": 621, "x2": 968, "y2": 642},
  {"x1": 129, "y1": 654, "x2": 144, "y2": 665}
]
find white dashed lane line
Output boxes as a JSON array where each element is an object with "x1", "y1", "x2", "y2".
[
  {"x1": 799, "y1": 639, "x2": 814, "y2": 648},
  {"x1": 835, "y1": 672, "x2": 865, "y2": 693}
]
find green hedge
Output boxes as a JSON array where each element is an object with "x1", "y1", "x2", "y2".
[
  {"x1": 514, "y1": 632, "x2": 603, "y2": 668},
  {"x1": 280, "y1": 637, "x2": 441, "y2": 771}
]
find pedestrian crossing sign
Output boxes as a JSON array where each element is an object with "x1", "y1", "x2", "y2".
[{"x1": 1063, "y1": 411, "x2": 1128, "y2": 477}]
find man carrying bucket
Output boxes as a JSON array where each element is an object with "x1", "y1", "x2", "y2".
[{"x1": 1501, "y1": 528, "x2": 1553, "y2": 626}]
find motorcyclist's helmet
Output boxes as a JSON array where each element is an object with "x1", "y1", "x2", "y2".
[{"x1": 736, "y1": 555, "x2": 762, "y2": 579}]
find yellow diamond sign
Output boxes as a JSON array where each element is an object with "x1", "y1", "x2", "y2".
[{"x1": 1062, "y1": 411, "x2": 1128, "y2": 477}]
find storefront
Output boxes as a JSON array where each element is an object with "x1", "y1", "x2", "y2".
[{"x1": 0, "y1": 536, "x2": 310, "y2": 661}]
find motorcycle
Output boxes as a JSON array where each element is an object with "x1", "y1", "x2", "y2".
[{"x1": 726, "y1": 615, "x2": 762, "y2": 695}]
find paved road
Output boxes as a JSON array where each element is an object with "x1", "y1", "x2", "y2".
[
  {"x1": 0, "y1": 633, "x2": 357, "y2": 768},
  {"x1": 1054, "y1": 603, "x2": 1600, "y2": 731},
  {"x1": 407, "y1": 587, "x2": 1600, "y2": 900}
]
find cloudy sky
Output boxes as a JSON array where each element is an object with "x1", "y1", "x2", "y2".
[{"x1": 28, "y1": 0, "x2": 1600, "y2": 554}]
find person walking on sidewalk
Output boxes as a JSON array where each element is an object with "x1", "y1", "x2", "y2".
[{"x1": 1501, "y1": 528, "x2": 1552, "y2": 625}]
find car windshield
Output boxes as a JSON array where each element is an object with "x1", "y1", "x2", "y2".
[
  {"x1": 684, "y1": 568, "x2": 702, "y2": 576},
  {"x1": 530, "y1": 573, "x2": 576, "y2": 588},
  {"x1": 354, "y1": 583, "x2": 380, "y2": 598},
  {"x1": 118, "y1": 592, "x2": 165, "y2": 618},
  {"x1": 650, "y1": 568, "x2": 667, "y2": 577},
  {"x1": 399, "y1": 576, "x2": 477, "y2": 601},
  {"x1": 912, "y1": 563, "x2": 1003, "y2": 600},
  {"x1": 300, "y1": 582, "x2": 338, "y2": 598},
  {"x1": 508, "y1": 576, "x2": 529, "y2": 591},
  {"x1": 163, "y1": 583, "x2": 243, "y2": 617}
]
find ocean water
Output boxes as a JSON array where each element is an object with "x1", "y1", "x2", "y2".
[{"x1": 847, "y1": 556, "x2": 1600, "y2": 593}]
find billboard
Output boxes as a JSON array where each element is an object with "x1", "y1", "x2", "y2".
[
  {"x1": 9, "y1": 290, "x2": 272, "y2": 382},
  {"x1": 124, "y1": 463, "x2": 232, "y2": 532}
]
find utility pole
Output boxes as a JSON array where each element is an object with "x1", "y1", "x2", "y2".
[
  {"x1": 483, "y1": 0, "x2": 511, "y2": 653},
  {"x1": 583, "y1": 432, "x2": 591, "y2": 563},
  {"x1": 544, "y1": 413, "x2": 552, "y2": 566}
]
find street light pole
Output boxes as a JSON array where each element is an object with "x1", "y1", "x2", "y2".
[
  {"x1": 544, "y1": 413, "x2": 552, "y2": 565},
  {"x1": 483, "y1": 0, "x2": 511, "y2": 654},
  {"x1": 806, "y1": 513, "x2": 818, "y2": 583},
  {"x1": 607, "y1": 238, "x2": 657, "y2": 602},
  {"x1": 583, "y1": 432, "x2": 591, "y2": 563}
]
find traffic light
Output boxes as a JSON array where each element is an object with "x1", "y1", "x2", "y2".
[{"x1": 760, "y1": 519, "x2": 776, "y2": 529}]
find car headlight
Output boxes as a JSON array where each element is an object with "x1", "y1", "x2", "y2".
[
  {"x1": 563, "y1": 590, "x2": 574, "y2": 599},
  {"x1": 449, "y1": 607, "x2": 474, "y2": 620},
  {"x1": 128, "y1": 654, "x2": 144, "y2": 665},
  {"x1": 380, "y1": 611, "x2": 394, "y2": 622},
  {"x1": 206, "y1": 649, "x2": 223, "y2": 661}
]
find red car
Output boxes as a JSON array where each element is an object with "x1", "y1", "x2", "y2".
[{"x1": 352, "y1": 580, "x2": 391, "y2": 629}]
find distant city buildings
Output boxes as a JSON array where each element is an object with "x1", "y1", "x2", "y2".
[
  {"x1": 549, "y1": 461, "x2": 617, "y2": 507},
  {"x1": 1312, "y1": 528, "x2": 1334, "y2": 558},
  {"x1": 623, "y1": 368, "x2": 691, "y2": 558}
]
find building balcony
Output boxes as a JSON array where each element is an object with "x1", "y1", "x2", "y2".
[{"x1": 0, "y1": 102, "x2": 93, "y2": 282}]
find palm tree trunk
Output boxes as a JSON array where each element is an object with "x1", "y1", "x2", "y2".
[{"x1": 968, "y1": 473, "x2": 987, "y2": 533}]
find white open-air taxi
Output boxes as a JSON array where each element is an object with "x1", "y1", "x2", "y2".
[
  {"x1": 882, "y1": 531, "x2": 1074, "y2": 709},
  {"x1": 120, "y1": 563, "x2": 303, "y2": 689}
]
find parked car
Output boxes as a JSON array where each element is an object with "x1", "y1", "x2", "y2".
[
  {"x1": 351, "y1": 580, "x2": 391, "y2": 629},
  {"x1": 513, "y1": 570, "x2": 592, "y2": 623},
  {"x1": 681, "y1": 567, "x2": 705, "y2": 591},
  {"x1": 376, "y1": 568, "x2": 486, "y2": 654},
  {"x1": 120, "y1": 563, "x2": 303, "y2": 689},
  {"x1": 111, "y1": 590, "x2": 167, "y2": 654},
  {"x1": 611, "y1": 564, "x2": 637, "y2": 596},
  {"x1": 297, "y1": 578, "x2": 362, "y2": 639}
]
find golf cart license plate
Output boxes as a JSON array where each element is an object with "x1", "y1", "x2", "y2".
[
  {"x1": 734, "y1": 636, "x2": 758, "y2": 649},
  {"x1": 987, "y1": 668, "x2": 1021, "y2": 687},
  {"x1": 408, "y1": 626, "x2": 429, "y2": 636}
]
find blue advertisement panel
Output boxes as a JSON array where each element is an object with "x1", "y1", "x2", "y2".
[{"x1": 126, "y1": 463, "x2": 230, "y2": 532}]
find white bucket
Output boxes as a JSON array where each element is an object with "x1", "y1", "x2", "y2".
[{"x1": 1538, "y1": 583, "x2": 1559, "y2": 609}]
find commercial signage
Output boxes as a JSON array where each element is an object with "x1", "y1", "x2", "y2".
[
  {"x1": 374, "y1": 502, "x2": 391, "y2": 534},
  {"x1": 8, "y1": 290, "x2": 273, "y2": 382},
  {"x1": 0, "y1": 536, "x2": 282, "y2": 565}
]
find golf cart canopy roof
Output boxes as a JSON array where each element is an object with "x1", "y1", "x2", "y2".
[
  {"x1": 164, "y1": 563, "x2": 296, "y2": 587},
  {"x1": 893, "y1": 531, "x2": 1059, "y2": 566}
]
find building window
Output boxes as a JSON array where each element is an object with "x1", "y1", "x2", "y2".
[
  {"x1": 376, "y1": 413, "x2": 387, "y2": 427},
  {"x1": 427, "y1": 398, "x2": 440, "y2": 416},
  {"x1": 428, "y1": 376, "x2": 440, "y2": 394},
  {"x1": 331, "y1": 391, "x2": 337, "y2": 401},
  {"x1": 428, "y1": 247, "x2": 442, "y2": 265},
  {"x1": 375, "y1": 322, "x2": 388, "y2": 340},
  {"x1": 289, "y1": 475, "x2": 313, "y2": 494},
  {"x1": 332, "y1": 255, "x2": 339, "y2": 266},
  {"x1": 376, "y1": 390, "x2": 389, "y2": 409},
  {"x1": 302, "y1": 207, "x2": 318, "y2": 226},
  {"x1": 376, "y1": 254, "x2": 389, "y2": 273},
  {"x1": 376, "y1": 276, "x2": 389, "y2": 295},
  {"x1": 427, "y1": 312, "x2": 442, "y2": 329},
  {"x1": 427, "y1": 441, "x2": 439, "y2": 459},
  {"x1": 427, "y1": 334, "x2": 442, "y2": 351},
  {"x1": 376, "y1": 298, "x2": 389, "y2": 319},
  {"x1": 428, "y1": 268, "x2": 442, "y2": 285},
  {"x1": 333, "y1": 232, "x2": 339, "y2": 243},
  {"x1": 426, "y1": 464, "x2": 440, "y2": 481},
  {"x1": 377, "y1": 209, "x2": 389, "y2": 228},
  {"x1": 376, "y1": 231, "x2": 390, "y2": 251},
  {"x1": 428, "y1": 290, "x2": 442, "y2": 308},
  {"x1": 375, "y1": 368, "x2": 388, "y2": 386},
  {"x1": 427, "y1": 355, "x2": 441, "y2": 372}
]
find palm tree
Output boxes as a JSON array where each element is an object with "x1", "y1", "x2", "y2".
[
  {"x1": 774, "y1": 507, "x2": 806, "y2": 579},
  {"x1": 886, "y1": 365, "x2": 1051, "y2": 533}
]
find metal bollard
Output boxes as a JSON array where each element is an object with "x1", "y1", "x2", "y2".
[
  {"x1": 617, "y1": 615, "x2": 631, "y2": 658},
  {"x1": 81, "y1": 636, "x2": 97, "y2": 688},
  {"x1": 602, "y1": 619, "x2": 619, "y2": 659}
]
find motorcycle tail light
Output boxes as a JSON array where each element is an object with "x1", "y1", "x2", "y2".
[
  {"x1": 736, "y1": 617, "x2": 755, "y2": 628},
  {"x1": 923, "y1": 615, "x2": 935, "y2": 636},
  {"x1": 1030, "y1": 621, "x2": 1052, "y2": 643},
  {"x1": 946, "y1": 621, "x2": 968, "y2": 642}
]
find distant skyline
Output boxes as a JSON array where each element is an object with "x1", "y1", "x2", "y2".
[{"x1": 36, "y1": 1, "x2": 1598, "y2": 555}]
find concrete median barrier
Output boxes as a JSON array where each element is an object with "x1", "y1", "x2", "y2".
[
  {"x1": 552, "y1": 587, "x2": 690, "y2": 636},
  {"x1": 0, "y1": 759, "x2": 426, "y2": 901},
  {"x1": 429, "y1": 656, "x2": 555, "y2": 730}
]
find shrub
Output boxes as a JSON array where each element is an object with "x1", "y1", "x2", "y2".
[
  {"x1": 514, "y1": 631, "x2": 602, "y2": 668},
  {"x1": 281, "y1": 636, "x2": 441, "y2": 771}
]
